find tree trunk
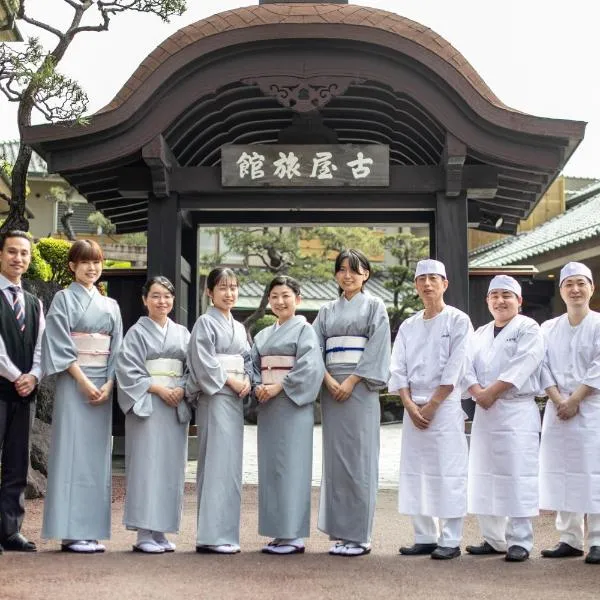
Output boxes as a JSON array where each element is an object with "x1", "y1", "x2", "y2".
[
  {"x1": 0, "y1": 98, "x2": 34, "y2": 234},
  {"x1": 243, "y1": 283, "x2": 271, "y2": 331}
]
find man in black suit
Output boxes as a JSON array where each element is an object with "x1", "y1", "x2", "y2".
[{"x1": 0, "y1": 230, "x2": 45, "y2": 553}]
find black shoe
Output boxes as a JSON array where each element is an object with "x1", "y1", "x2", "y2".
[
  {"x1": 541, "y1": 542, "x2": 584, "y2": 558},
  {"x1": 466, "y1": 541, "x2": 506, "y2": 555},
  {"x1": 505, "y1": 545, "x2": 529, "y2": 562},
  {"x1": 1, "y1": 533, "x2": 36, "y2": 552},
  {"x1": 585, "y1": 546, "x2": 600, "y2": 564},
  {"x1": 399, "y1": 543, "x2": 438, "y2": 556},
  {"x1": 431, "y1": 546, "x2": 461, "y2": 560}
]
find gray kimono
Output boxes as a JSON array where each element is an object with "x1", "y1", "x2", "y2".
[
  {"x1": 116, "y1": 317, "x2": 190, "y2": 533},
  {"x1": 252, "y1": 316, "x2": 325, "y2": 539},
  {"x1": 312, "y1": 291, "x2": 391, "y2": 543},
  {"x1": 41, "y1": 283, "x2": 122, "y2": 541},
  {"x1": 186, "y1": 307, "x2": 251, "y2": 546}
]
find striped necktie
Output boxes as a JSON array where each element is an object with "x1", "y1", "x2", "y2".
[{"x1": 8, "y1": 286, "x2": 25, "y2": 333}]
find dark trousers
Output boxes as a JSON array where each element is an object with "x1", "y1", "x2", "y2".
[{"x1": 0, "y1": 397, "x2": 33, "y2": 539}]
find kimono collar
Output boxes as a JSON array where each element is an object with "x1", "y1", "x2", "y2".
[
  {"x1": 68, "y1": 281, "x2": 97, "y2": 304},
  {"x1": 206, "y1": 306, "x2": 234, "y2": 326},
  {"x1": 138, "y1": 316, "x2": 170, "y2": 339}
]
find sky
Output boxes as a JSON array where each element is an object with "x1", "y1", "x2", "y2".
[{"x1": 1, "y1": 0, "x2": 598, "y2": 177}]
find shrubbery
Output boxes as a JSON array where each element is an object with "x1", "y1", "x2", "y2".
[{"x1": 35, "y1": 237, "x2": 72, "y2": 287}]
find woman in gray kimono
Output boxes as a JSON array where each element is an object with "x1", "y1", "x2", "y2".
[
  {"x1": 41, "y1": 240, "x2": 122, "y2": 553},
  {"x1": 252, "y1": 276, "x2": 325, "y2": 555},
  {"x1": 116, "y1": 276, "x2": 190, "y2": 554},
  {"x1": 187, "y1": 267, "x2": 251, "y2": 554},
  {"x1": 313, "y1": 249, "x2": 391, "y2": 557}
]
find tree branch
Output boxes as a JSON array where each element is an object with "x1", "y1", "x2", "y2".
[{"x1": 18, "y1": 15, "x2": 63, "y2": 39}]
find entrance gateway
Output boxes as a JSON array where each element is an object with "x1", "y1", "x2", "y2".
[{"x1": 23, "y1": 0, "x2": 585, "y2": 326}]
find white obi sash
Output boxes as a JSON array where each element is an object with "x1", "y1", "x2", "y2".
[
  {"x1": 71, "y1": 332, "x2": 111, "y2": 367},
  {"x1": 261, "y1": 355, "x2": 295, "y2": 385},
  {"x1": 216, "y1": 353, "x2": 245, "y2": 382},
  {"x1": 145, "y1": 358, "x2": 183, "y2": 386},
  {"x1": 325, "y1": 335, "x2": 367, "y2": 366}
]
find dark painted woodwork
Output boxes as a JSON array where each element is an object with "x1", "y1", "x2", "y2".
[
  {"x1": 171, "y1": 165, "x2": 497, "y2": 197},
  {"x1": 147, "y1": 193, "x2": 182, "y2": 309},
  {"x1": 181, "y1": 224, "x2": 199, "y2": 331},
  {"x1": 442, "y1": 133, "x2": 466, "y2": 198},
  {"x1": 242, "y1": 75, "x2": 362, "y2": 113},
  {"x1": 191, "y1": 210, "x2": 434, "y2": 228},
  {"x1": 142, "y1": 135, "x2": 178, "y2": 198},
  {"x1": 435, "y1": 191, "x2": 469, "y2": 313}
]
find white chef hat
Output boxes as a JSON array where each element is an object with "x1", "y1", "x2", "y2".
[
  {"x1": 559, "y1": 262, "x2": 593, "y2": 286},
  {"x1": 487, "y1": 274, "x2": 521, "y2": 297},
  {"x1": 414, "y1": 259, "x2": 447, "y2": 280}
]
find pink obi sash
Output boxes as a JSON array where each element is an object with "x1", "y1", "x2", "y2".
[
  {"x1": 260, "y1": 355, "x2": 295, "y2": 385},
  {"x1": 71, "y1": 332, "x2": 111, "y2": 367}
]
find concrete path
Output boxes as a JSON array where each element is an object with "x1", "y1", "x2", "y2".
[{"x1": 2, "y1": 480, "x2": 598, "y2": 600}]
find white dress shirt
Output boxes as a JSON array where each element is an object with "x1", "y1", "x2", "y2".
[{"x1": 0, "y1": 273, "x2": 45, "y2": 382}]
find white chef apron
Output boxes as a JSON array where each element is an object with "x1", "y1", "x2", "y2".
[
  {"x1": 539, "y1": 392, "x2": 600, "y2": 513},
  {"x1": 398, "y1": 388, "x2": 468, "y2": 518},
  {"x1": 260, "y1": 355, "x2": 295, "y2": 385},
  {"x1": 468, "y1": 395, "x2": 541, "y2": 517},
  {"x1": 71, "y1": 332, "x2": 110, "y2": 367}
]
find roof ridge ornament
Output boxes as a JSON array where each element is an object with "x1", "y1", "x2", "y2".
[
  {"x1": 259, "y1": 1, "x2": 348, "y2": 4},
  {"x1": 241, "y1": 75, "x2": 364, "y2": 113}
]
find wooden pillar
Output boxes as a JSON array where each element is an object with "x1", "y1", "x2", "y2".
[
  {"x1": 181, "y1": 219, "x2": 199, "y2": 329},
  {"x1": 147, "y1": 192, "x2": 185, "y2": 322},
  {"x1": 435, "y1": 191, "x2": 468, "y2": 313}
]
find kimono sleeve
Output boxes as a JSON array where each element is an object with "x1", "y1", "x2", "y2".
[
  {"x1": 539, "y1": 321, "x2": 558, "y2": 392},
  {"x1": 250, "y1": 339, "x2": 263, "y2": 387},
  {"x1": 388, "y1": 325, "x2": 409, "y2": 393},
  {"x1": 311, "y1": 307, "x2": 327, "y2": 360},
  {"x1": 186, "y1": 317, "x2": 226, "y2": 397},
  {"x1": 440, "y1": 313, "x2": 473, "y2": 388},
  {"x1": 116, "y1": 326, "x2": 153, "y2": 417},
  {"x1": 354, "y1": 297, "x2": 391, "y2": 390},
  {"x1": 582, "y1": 323, "x2": 600, "y2": 392},
  {"x1": 105, "y1": 298, "x2": 123, "y2": 381},
  {"x1": 41, "y1": 291, "x2": 78, "y2": 377},
  {"x1": 498, "y1": 319, "x2": 545, "y2": 390},
  {"x1": 282, "y1": 323, "x2": 325, "y2": 407}
]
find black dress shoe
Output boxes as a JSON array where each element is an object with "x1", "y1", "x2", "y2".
[
  {"x1": 1, "y1": 533, "x2": 37, "y2": 552},
  {"x1": 431, "y1": 546, "x2": 461, "y2": 560},
  {"x1": 399, "y1": 543, "x2": 438, "y2": 556},
  {"x1": 466, "y1": 541, "x2": 506, "y2": 555},
  {"x1": 541, "y1": 542, "x2": 584, "y2": 558},
  {"x1": 585, "y1": 546, "x2": 600, "y2": 564},
  {"x1": 505, "y1": 545, "x2": 529, "y2": 562}
]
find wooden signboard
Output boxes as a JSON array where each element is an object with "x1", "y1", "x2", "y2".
[{"x1": 221, "y1": 144, "x2": 389, "y2": 187}]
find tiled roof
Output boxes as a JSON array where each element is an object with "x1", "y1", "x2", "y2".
[
  {"x1": 469, "y1": 192, "x2": 600, "y2": 267},
  {"x1": 100, "y1": 3, "x2": 508, "y2": 114},
  {"x1": 0, "y1": 140, "x2": 50, "y2": 177},
  {"x1": 238, "y1": 273, "x2": 396, "y2": 310}
]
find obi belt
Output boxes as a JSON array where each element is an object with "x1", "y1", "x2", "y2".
[
  {"x1": 325, "y1": 335, "x2": 367, "y2": 366},
  {"x1": 216, "y1": 353, "x2": 245, "y2": 382},
  {"x1": 145, "y1": 358, "x2": 183, "y2": 386},
  {"x1": 260, "y1": 355, "x2": 295, "y2": 385},
  {"x1": 71, "y1": 332, "x2": 111, "y2": 367}
]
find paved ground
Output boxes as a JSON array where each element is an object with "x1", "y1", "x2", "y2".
[{"x1": 2, "y1": 425, "x2": 599, "y2": 600}]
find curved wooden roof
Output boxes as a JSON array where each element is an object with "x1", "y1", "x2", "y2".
[
  {"x1": 22, "y1": 3, "x2": 586, "y2": 234},
  {"x1": 100, "y1": 3, "x2": 508, "y2": 114}
]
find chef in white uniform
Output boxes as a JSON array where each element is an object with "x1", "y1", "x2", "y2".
[
  {"x1": 539, "y1": 262, "x2": 600, "y2": 565},
  {"x1": 389, "y1": 259, "x2": 472, "y2": 560},
  {"x1": 464, "y1": 275, "x2": 544, "y2": 562}
]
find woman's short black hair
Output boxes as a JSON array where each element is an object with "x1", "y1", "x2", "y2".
[
  {"x1": 334, "y1": 248, "x2": 371, "y2": 296},
  {"x1": 142, "y1": 275, "x2": 175, "y2": 298},
  {"x1": 268, "y1": 275, "x2": 301, "y2": 297},
  {"x1": 206, "y1": 267, "x2": 237, "y2": 291}
]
